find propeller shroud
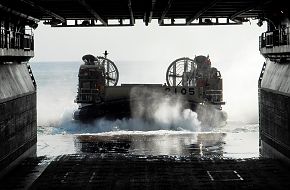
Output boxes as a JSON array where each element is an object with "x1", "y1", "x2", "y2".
[
  {"x1": 166, "y1": 57, "x2": 196, "y2": 87},
  {"x1": 96, "y1": 56, "x2": 119, "y2": 86}
]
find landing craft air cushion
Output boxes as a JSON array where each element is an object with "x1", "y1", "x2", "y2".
[{"x1": 73, "y1": 51, "x2": 227, "y2": 126}]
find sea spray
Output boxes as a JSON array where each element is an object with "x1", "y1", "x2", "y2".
[
  {"x1": 130, "y1": 87, "x2": 201, "y2": 131},
  {"x1": 52, "y1": 87, "x2": 202, "y2": 134},
  {"x1": 196, "y1": 103, "x2": 228, "y2": 129}
]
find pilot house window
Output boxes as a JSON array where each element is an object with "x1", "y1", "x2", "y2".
[{"x1": 82, "y1": 82, "x2": 90, "y2": 89}]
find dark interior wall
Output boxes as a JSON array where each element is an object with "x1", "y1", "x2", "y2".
[
  {"x1": 259, "y1": 59, "x2": 290, "y2": 162},
  {"x1": 0, "y1": 63, "x2": 36, "y2": 173}
]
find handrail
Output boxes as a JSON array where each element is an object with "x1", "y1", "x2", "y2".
[
  {"x1": 259, "y1": 27, "x2": 290, "y2": 49},
  {"x1": 205, "y1": 89, "x2": 223, "y2": 103},
  {"x1": 76, "y1": 88, "x2": 102, "y2": 103},
  {"x1": 78, "y1": 88, "x2": 100, "y2": 94},
  {"x1": 205, "y1": 89, "x2": 223, "y2": 95},
  {"x1": 0, "y1": 28, "x2": 34, "y2": 50}
]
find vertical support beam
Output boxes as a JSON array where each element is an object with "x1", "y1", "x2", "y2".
[
  {"x1": 128, "y1": 0, "x2": 135, "y2": 25},
  {"x1": 19, "y1": 0, "x2": 65, "y2": 23},
  {"x1": 173, "y1": 62, "x2": 176, "y2": 86},
  {"x1": 230, "y1": 0, "x2": 272, "y2": 22},
  {"x1": 0, "y1": 3, "x2": 39, "y2": 23},
  {"x1": 144, "y1": 0, "x2": 156, "y2": 26},
  {"x1": 106, "y1": 62, "x2": 109, "y2": 86},
  {"x1": 183, "y1": 59, "x2": 188, "y2": 86},
  {"x1": 186, "y1": 0, "x2": 218, "y2": 25},
  {"x1": 158, "y1": 0, "x2": 173, "y2": 25},
  {"x1": 77, "y1": 0, "x2": 107, "y2": 26},
  {"x1": 230, "y1": 6, "x2": 253, "y2": 21}
]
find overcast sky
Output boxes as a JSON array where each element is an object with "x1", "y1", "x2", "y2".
[
  {"x1": 31, "y1": 19, "x2": 267, "y2": 123},
  {"x1": 32, "y1": 19, "x2": 266, "y2": 63}
]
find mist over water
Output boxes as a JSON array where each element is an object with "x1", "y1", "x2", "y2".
[
  {"x1": 31, "y1": 62, "x2": 79, "y2": 127},
  {"x1": 31, "y1": 61, "x2": 202, "y2": 134},
  {"x1": 51, "y1": 88, "x2": 202, "y2": 134},
  {"x1": 29, "y1": 21, "x2": 265, "y2": 158},
  {"x1": 130, "y1": 87, "x2": 201, "y2": 131},
  {"x1": 31, "y1": 61, "x2": 260, "y2": 158},
  {"x1": 31, "y1": 20, "x2": 267, "y2": 131},
  {"x1": 30, "y1": 60, "x2": 259, "y2": 135}
]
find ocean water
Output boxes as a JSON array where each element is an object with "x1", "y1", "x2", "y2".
[{"x1": 30, "y1": 61, "x2": 259, "y2": 159}]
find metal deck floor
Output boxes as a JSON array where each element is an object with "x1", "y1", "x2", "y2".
[{"x1": 1, "y1": 154, "x2": 290, "y2": 190}]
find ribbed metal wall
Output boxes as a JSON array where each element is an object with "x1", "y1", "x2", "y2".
[
  {"x1": 0, "y1": 64, "x2": 37, "y2": 173},
  {"x1": 259, "y1": 59, "x2": 290, "y2": 162},
  {"x1": 259, "y1": 88, "x2": 290, "y2": 159}
]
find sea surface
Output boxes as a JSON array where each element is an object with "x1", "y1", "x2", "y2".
[{"x1": 30, "y1": 61, "x2": 260, "y2": 159}]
